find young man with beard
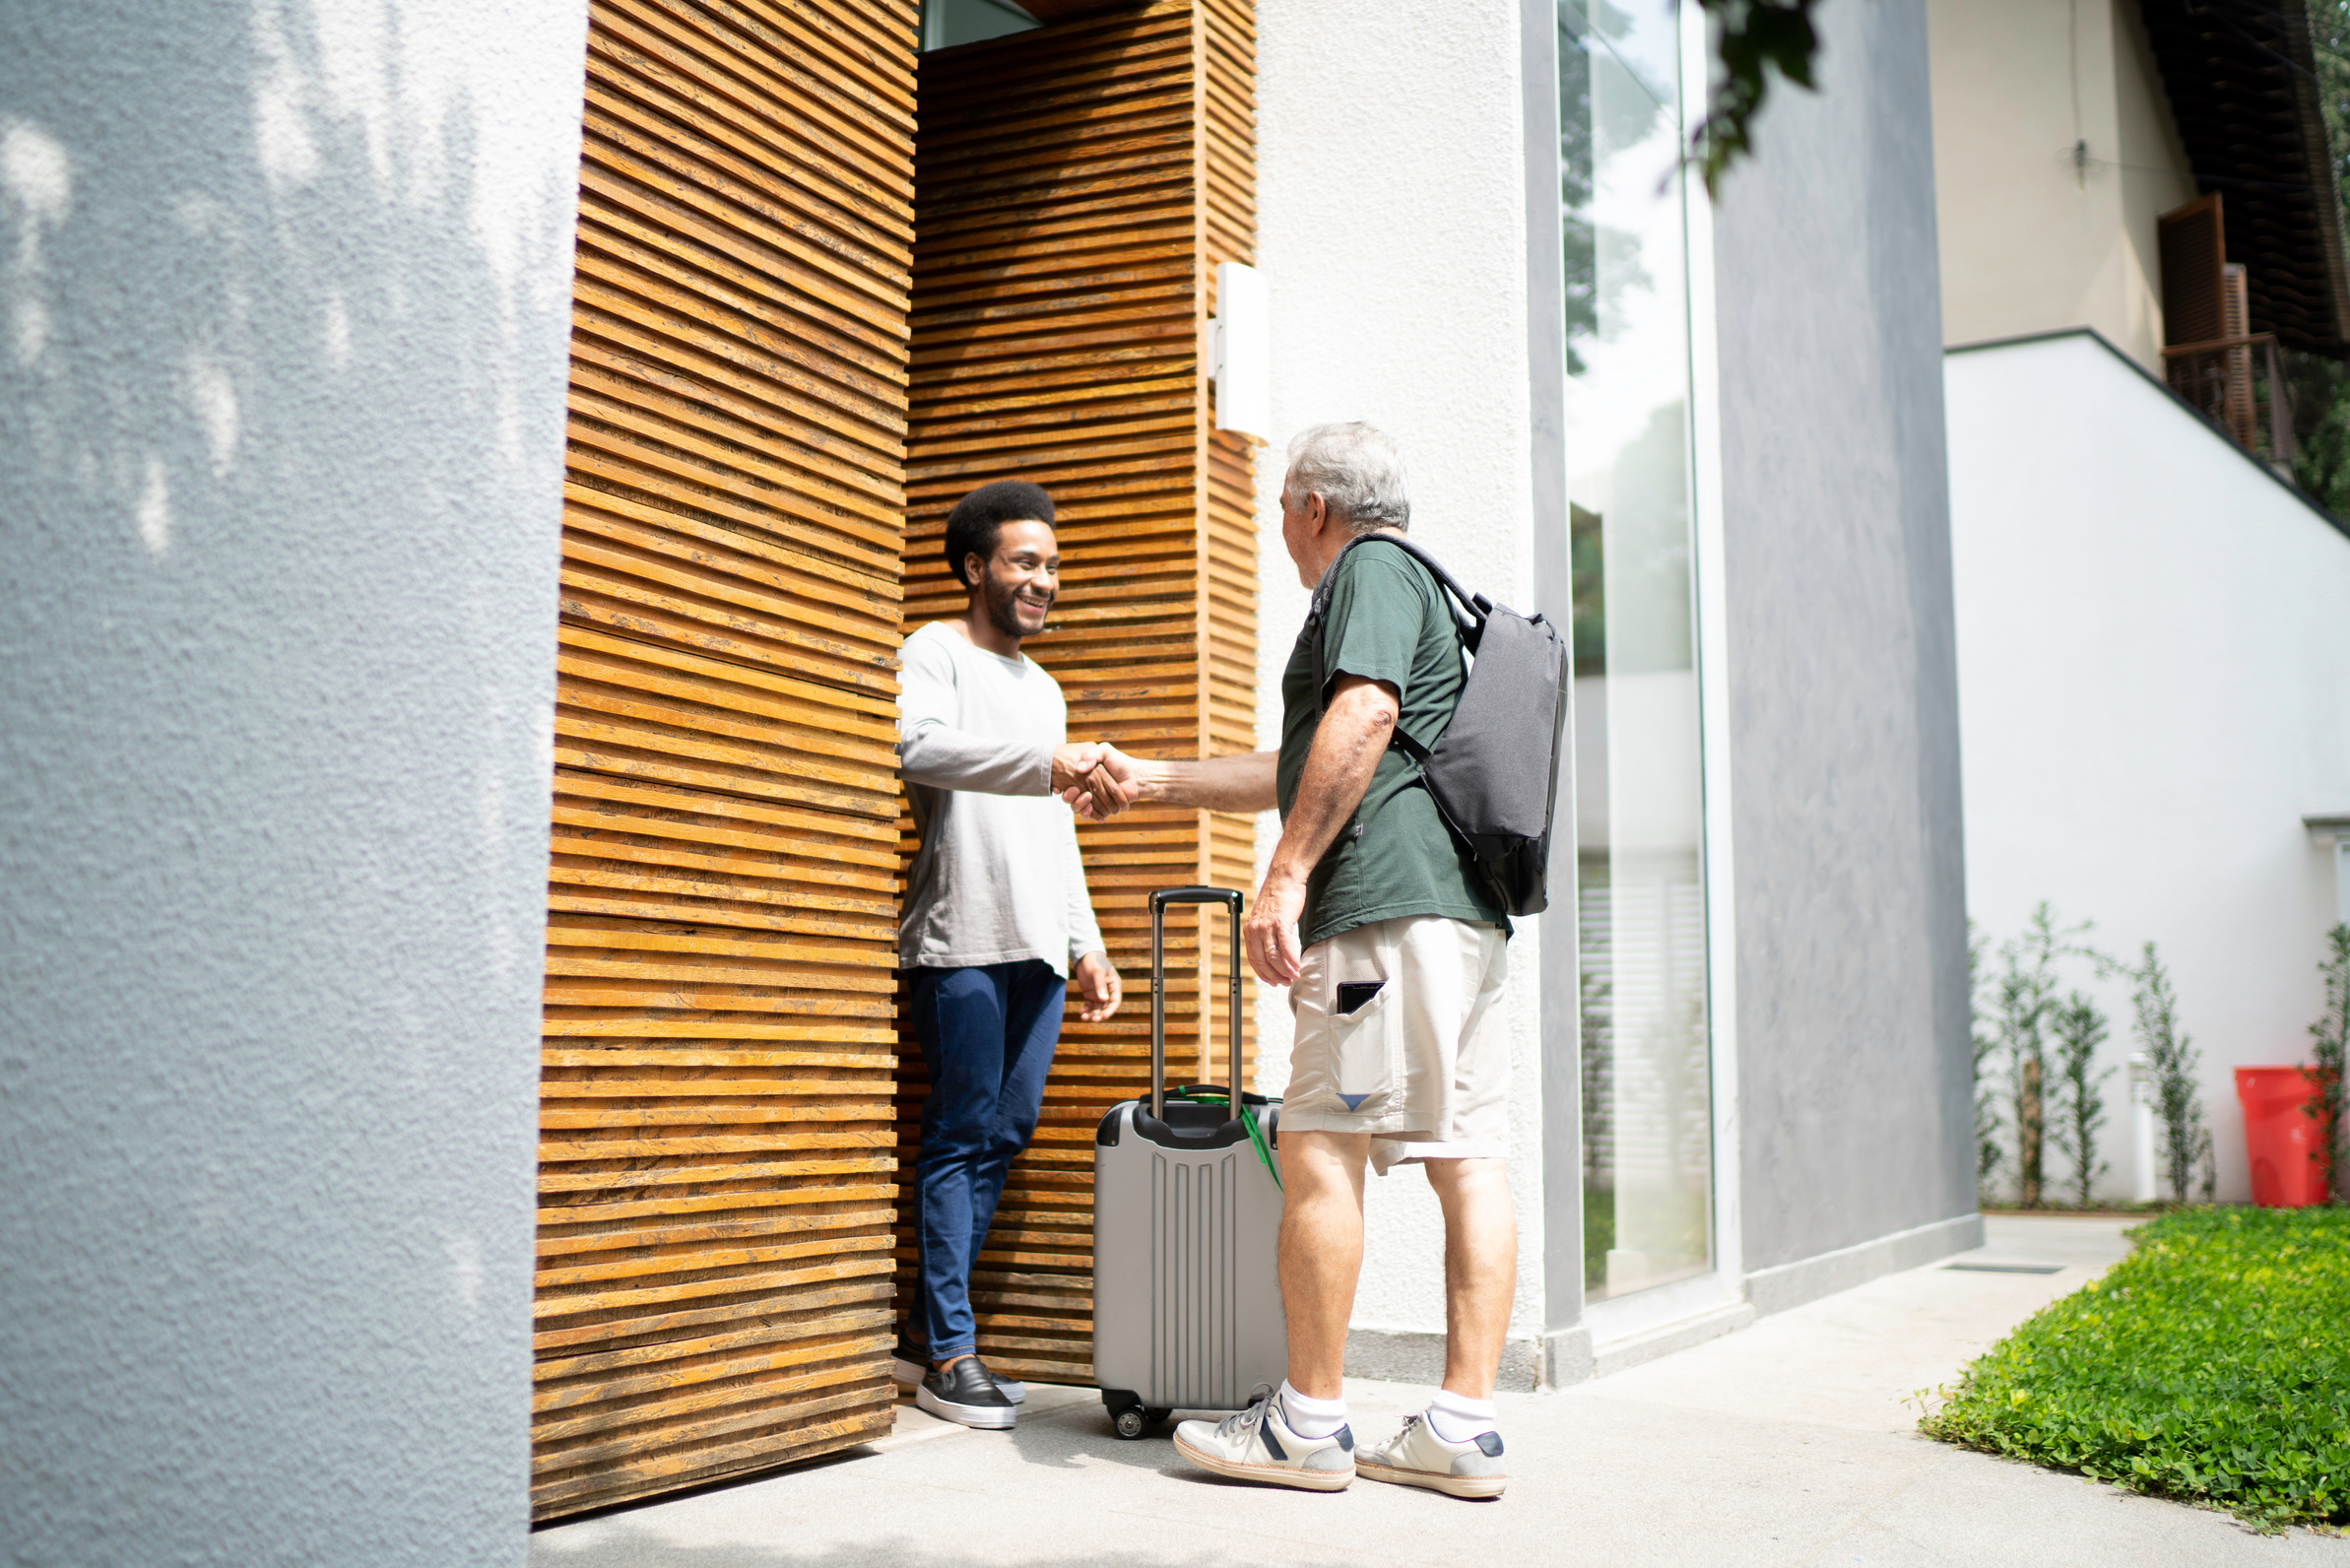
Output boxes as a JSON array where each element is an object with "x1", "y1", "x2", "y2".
[{"x1": 890, "y1": 479, "x2": 1133, "y2": 1430}]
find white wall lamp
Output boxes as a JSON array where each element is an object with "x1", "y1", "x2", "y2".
[
  {"x1": 2127, "y1": 1052, "x2": 2158, "y2": 1202},
  {"x1": 2305, "y1": 813, "x2": 2350, "y2": 925},
  {"x1": 1207, "y1": 260, "x2": 1270, "y2": 442}
]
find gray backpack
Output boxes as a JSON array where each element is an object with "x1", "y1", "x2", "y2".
[{"x1": 1308, "y1": 533, "x2": 1569, "y2": 917}]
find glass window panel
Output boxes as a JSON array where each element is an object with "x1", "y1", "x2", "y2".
[
  {"x1": 1559, "y1": 0, "x2": 1713, "y2": 1301},
  {"x1": 922, "y1": 0, "x2": 1039, "y2": 51}
]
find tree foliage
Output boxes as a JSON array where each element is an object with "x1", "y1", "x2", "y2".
[
  {"x1": 2310, "y1": 923, "x2": 2350, "y2": 1202},
  {"x1": 1691, "y1": 0, "x2": 1825, "y2": 194},
  {"x1": 2278, "y1": 2, "x2": 2350, "y2": 513}
]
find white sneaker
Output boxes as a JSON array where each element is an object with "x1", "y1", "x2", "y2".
[
  {"x1": 1356, "y1": 1412, "x2": 1508, "y2": 1499},
  {"x1": 1172, "y1": 1390, "x2": 1355, "y2": 1491}
]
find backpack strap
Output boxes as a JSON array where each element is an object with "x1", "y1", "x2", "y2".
[
  {"x1": 1305, "y1": 533, "x2": 1480, "y2": 763},
  {"x1": 1307, "y1": 533, "x2": 1485, "y2": 646}
]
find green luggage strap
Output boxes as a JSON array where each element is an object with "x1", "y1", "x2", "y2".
[
  {"x1": 1173, "y1": 1086, "x2": 1283, "y2": 1191},
  {"x1": 1240, "y1": 1099, "x2": 1281, "y2": 1191}
]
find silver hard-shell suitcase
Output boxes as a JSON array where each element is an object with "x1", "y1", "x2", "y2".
[{"x1": 1093, "y1": 886, "x2": 1286, "y2": 1439}]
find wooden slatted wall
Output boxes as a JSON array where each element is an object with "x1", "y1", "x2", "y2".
[
  {"x1": 532, "y1": 0, "x2": 917, "y2": 1519},
  {"x1": 894, "y1": 0, "x2": 1259, "y2": 1387}
]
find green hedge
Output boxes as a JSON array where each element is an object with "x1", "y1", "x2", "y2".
[{"x1": 1920, "y1": 1208, "x2": 2350, "y2": 1529}]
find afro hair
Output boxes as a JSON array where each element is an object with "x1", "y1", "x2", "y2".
[{"x1": 943, "y1": 480, "x2": 1056, "y2": 588}]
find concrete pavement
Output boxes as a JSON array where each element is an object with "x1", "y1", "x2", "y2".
[{"x1": 534, "y1": 1217, "x2": 2349, "y2": 1566}]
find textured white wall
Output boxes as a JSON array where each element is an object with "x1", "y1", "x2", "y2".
[
  {"x1": 0, "y1": 4, "x2": 585, "y2": 1561},
  {"x1": 1949, "y1": 332, "x2": 2350, "y2": 1204},
  {"x1": 1710, "y1": 0, "x2": 1975, "y2": 1287},
  {"x1": 1252, "y1": 0, "x2": 1541, "y2": 1338}
]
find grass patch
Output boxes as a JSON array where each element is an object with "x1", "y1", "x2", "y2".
[{"x1": 1920, "y1": 1208, "x2": 2350, "y2": 1529}]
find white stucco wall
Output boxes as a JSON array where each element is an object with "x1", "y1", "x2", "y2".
[
  {"x1": 1948, "y1": 332, "x2": 2350, "y2": 1204},
  {"x1": 1927, "y1": 0, "x2": 2193, "y2": 369},
  {"x1": 1, "y1": 4, "x2": 584, "y2": 1560},
  {"x1": 1252, "y1": 0, "x2": 1542, "y2": 1339}
]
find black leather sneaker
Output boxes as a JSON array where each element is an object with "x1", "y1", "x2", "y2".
[
  {"x1": 892, "y1": 1335, "x2": 1025, "y2": 1405},
  {"x1": 917, "y1": 1355, "x2": 1016, "y2": 1430}
]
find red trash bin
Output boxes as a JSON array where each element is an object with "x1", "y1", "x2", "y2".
[{"x1": 2234, "y1": 1067, "x2": 2330, "y2": 1208}]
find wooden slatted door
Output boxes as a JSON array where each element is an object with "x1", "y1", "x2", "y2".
[
  {"x1": 532, "y1": 0, "x2": 917, "y2": 1520},
  {"x1": 896, "y1": 0, "x2": 1260, "y2": 1387}
]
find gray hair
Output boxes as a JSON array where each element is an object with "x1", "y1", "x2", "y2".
[{"x1": 1283, "y1": 422, "x2": 1409, "y2": 533}]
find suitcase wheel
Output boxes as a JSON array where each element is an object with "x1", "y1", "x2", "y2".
[{"x1": 1111, "y1": 1405, "x2": 1148, "y2": 1440}]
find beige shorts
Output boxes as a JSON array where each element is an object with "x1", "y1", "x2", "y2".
[{"x1": 1279, "y1": 914, "x2": 1510, "y2": 1175}]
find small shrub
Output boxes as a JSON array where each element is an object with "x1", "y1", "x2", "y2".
[
  {"x1": 1993, "y1": 905, "x2": 2092, "y2": 1207},
  {"x1": 2114, "y1": 942, "x2": 2208, "y2": 1205},
  {"x1": 2311, "y1": 924, "x2": 2349, "y2": 1203},
  {"x1": 1969, "y1": 924, "x2": 2003, "y2": 1188},
  {"x1": 1921, "y1": 1208, "x2": 2350, "y2": 1528},
  {"x1": 2048, "y1": 992, "x2": 2112, "y2": 1208}
]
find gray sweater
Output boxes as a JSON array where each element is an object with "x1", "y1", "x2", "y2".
[{"x1": 896, "y1": 621, "x2": 1105, "y2": 976}]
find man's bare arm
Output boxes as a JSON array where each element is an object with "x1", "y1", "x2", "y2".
[
  {"x1": 1137, "y1": 751, "x2": 1278, "y2": 814},
  {"x1": 1067, "y1": 749, "x2": 1275, "y2": 816}
]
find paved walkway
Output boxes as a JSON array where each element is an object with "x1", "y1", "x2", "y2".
[{"x1": 534, "y1": 1217, "x2": 2349, "y2": 1566}]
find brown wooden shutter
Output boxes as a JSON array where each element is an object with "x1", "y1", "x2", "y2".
[
  {"x1": 2159, "y1": 194, "x2": 2272, "y2": 450},
  {"x1": 2160, "y1": 193, "x2": 2226, "y2": 350},
  {"x1": 895, "y1": 0, "x2": 1260, "y2": 1387},
  {"x1": 532, "y1": 0, "x2": 916, "y2": 1520}
]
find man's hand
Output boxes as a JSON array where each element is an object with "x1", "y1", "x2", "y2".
[
  {"x1": 1066, "y1": 746, "x2": 1142, "y2": 820},
  {"x1": 1050, "y1": 742, "x2": 1104, "y2": 794},
  {"x1": 1051, "y1": 744, "x2": 1138, "y2": 818},
  {"x1": 1073, "y1": 951, "x2": 1123, "y2": 1020},
  {"x1": 1243, "y1": 868, "x2": 1309, "y2": 987}
]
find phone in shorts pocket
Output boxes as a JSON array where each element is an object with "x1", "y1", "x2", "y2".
[{"x1": 1330, "y1": 976, "x2": 1395, "y2": 1114}]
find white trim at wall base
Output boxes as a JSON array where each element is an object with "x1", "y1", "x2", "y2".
[
  {"x1": 1363, "y1": 1217, "x2": 1985, "y2": 1395},
  {"x1": 1539, "y1": 1325, "x2": 1595, "y2": 1389},
  {"x1": 1743, "y1": 1212, "x2": 1986, "y2": 1317},
  {"x1": 1593, "y1": 1300, "x2": 1754, "y2": 1380},
  {"x1": 1342, "y1": 1329, "x2": 1545, "y2": 1393},
  {"x1": 1346, "y1": 1325, "x2": 1609, "y2": 1392},
  {"x1": 1582, "y1": 1266, "x2": 1740, "y2": 1343}
]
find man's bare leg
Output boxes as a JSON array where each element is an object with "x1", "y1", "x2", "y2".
[
  {"x1": 1421, "y1": 1156, "x2": 1517, "y2": 1399},
  {"x1": 1276, "y1": 1129, "x2": 1372, "y2": 1400}
]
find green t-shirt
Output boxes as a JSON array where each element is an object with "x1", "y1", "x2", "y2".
[{"x1": 1276, "y1": 536, "x2": 1511, "y2": 948}]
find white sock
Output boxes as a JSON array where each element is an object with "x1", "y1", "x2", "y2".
[
  {"x1": 1424, "y1": 1389, "x2": 1496, "y2": 1443},
  {"x1": 1275, "y1": 1380, "x2": 1348, "y2": 1439}
]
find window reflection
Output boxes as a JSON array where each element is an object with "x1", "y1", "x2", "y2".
[{"x1": 1560, "y1": 0, "x2": 1712, "y2": 1300}]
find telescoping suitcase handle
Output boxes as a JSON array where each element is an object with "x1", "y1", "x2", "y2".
[{"x1": 1148, "y1": 886, "x2": 1245, "y2": 1120}]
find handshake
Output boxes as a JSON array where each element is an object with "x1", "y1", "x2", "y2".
[{"x1": 1049, "y1": 743, "x2": 1145, "y2": 819}]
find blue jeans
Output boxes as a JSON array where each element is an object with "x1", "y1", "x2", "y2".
[{"x1": 907, "y1": 960, "x2": 1066, "y2": 1358}]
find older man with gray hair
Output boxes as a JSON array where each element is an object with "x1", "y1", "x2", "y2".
[{"x1": 1079, "y1": 421, "x2": 1517, "y2": 1500}]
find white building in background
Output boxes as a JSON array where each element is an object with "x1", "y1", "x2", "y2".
[
  {"x1": 1930, "y1": 0, "x2": 2350, "y2": 1202},
  {"x1": 1947, "y1": 332, "x2": 2350, "y2": 1203}
]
